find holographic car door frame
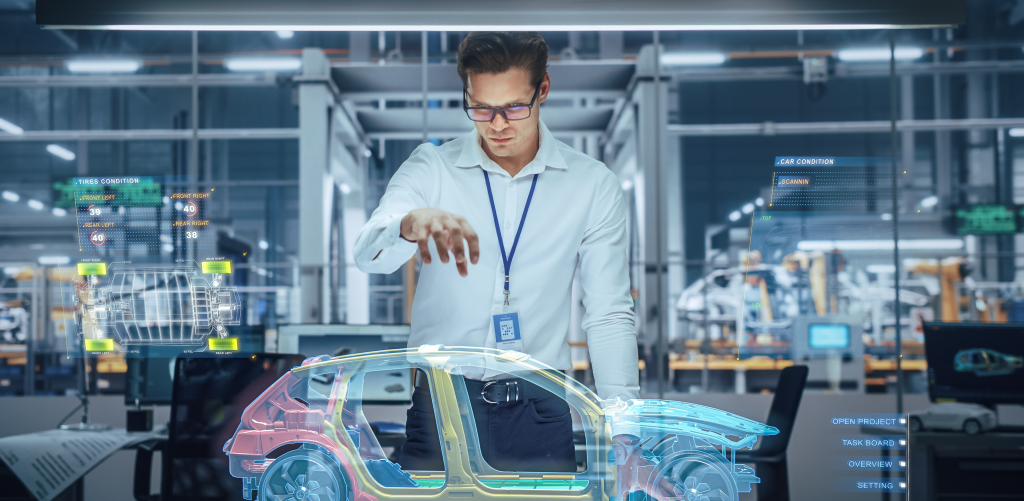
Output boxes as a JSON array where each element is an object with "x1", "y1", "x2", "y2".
[{"x1": 425, "y1": 360, "x2": 610, "y2": 499}]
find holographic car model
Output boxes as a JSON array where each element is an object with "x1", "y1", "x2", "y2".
[
  {"x1": 74, "y1": 263, "x2": 241, "y2": 352},
  {"x1": 908, "y1": 402, "x2": 996, "y2": 435},
  {"x1": 953, "y1": 348, "x2": 1023, "y2": 377},
  {"x1": 223, "y1": 345, "x2": 777, "y2": 501}
]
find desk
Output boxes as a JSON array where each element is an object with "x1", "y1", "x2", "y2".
[
  {"x1": 866, "y1": 359, "x2": 928, "y2": 372},
  {"x1": 0, "y1": 428, "x2": 162, "y2": 501},
  {"x1": 669, "y1": 358, "x2": 793, "y2": 394},
  {"x1": 909, "y1": 430, "x2": 1024, "y2": 501}
]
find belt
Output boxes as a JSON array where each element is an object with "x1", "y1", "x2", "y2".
[{"x1": 415, "y1": 371, "x2": 554, "y2": 405}]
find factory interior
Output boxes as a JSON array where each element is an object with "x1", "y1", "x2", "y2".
[{"x1": 1, "y1": 1, "x2": 1023, "y2": 500}]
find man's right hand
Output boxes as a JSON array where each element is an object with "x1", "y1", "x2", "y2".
[{"x1": 401, "y1": 208, "x2": 480, "y2": 276}]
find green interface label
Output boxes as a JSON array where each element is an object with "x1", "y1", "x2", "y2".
[
  {"x1": 76, "y1": 262, "x2": 107, "y2": 275},
  {"x1": 84, "y1": 338, "x2": 115, "y2": 351},
  {"x1": 955, "y1": 205, "x2": 1016, "y2": 235},
  {"x1": 208, "y1": 337, "x2": 239, "y2": 351},
  {"x1": 201, "y1": 261, "x2": 233, "y2": 274}
]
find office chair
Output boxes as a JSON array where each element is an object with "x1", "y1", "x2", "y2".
[
  {"x1": 734, "y1": 365, "x2": 808, "y2": 501},
  {"x1": 133, "y1": 354, "x2": 304, "y2": 501}
]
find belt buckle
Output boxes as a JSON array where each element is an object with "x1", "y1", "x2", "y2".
[{"x1": 481, "y1": 380, "x2": 520, "y2": 404}]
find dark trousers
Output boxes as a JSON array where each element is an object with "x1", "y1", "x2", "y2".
[{"x1": 397, "y1": 376, "x2": 577, "y2": 473}]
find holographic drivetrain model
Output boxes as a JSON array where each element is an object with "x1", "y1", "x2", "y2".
[
  {"x1": 74, "y1": 263, "x2": 241, "y2": 352},
  {"x1": 223, "y1": 345, "x2": 777, "y2": 501}
]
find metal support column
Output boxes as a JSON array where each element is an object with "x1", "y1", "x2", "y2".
[
  {"x1": 635, "y1": 42, "x2": 679, "y2": 397},
  {"x1": 331, "y1": 110, "x2": 370, "y2": 324},
  {"x1": 298, "y1": 48, "x2": 335, "y2": 324},
  {"x1": 933, "y1": 29, "x2": 953, "y2": 210},
  {"x1": 900, "y1": 75, "x2": 916, "y2": 200}
]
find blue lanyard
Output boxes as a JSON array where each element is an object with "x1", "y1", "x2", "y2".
[{"x1": 483, "y1": 170, "x2": 539, "y2": 305}]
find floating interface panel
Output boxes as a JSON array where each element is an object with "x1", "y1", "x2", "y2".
[
  {"x1": 64, "y1": 260, "x2": 251, "y2": 358},
  {"x1": 741, "y1": 157, "x2": 911, "y2": 360}
]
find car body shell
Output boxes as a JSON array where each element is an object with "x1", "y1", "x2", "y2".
[
  {"x1": 953, "y1": 348, "x2": 1023, "y2": 377},
  {"x1": 908, "y1": 402, "x2": 997, "y2": 433},
  {"x1": 223, "y1": 345, "x2": 777, "y2": 501}
]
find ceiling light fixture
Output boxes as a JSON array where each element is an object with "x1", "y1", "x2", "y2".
[
  {"x1": 52, "y1": 207, "x2": 67, "y2": 216},
  {"x1": 224, "y1": 57, "x2": 302, "y2": 72},
  {"x1": 66, "y1": 58, "x2": 141, "y2": 73},
  {"x1": 2, "y1": 191, "x2": 19, "y2": 202},
  {"x1": 660, "y1": 52, "x2": 727, "y2": 66},
  {"x1": 38, "y1": 256, "x2": 70, "y2": 265},
  {"x1": 276, "y1": 30, "x2": 294, "y2": 39},
  {"x1": 755, "y1": 197, "x2": 764, "y2": 207},
  {"x1": 728, "y1": 210, "x2": 742, "y2": 221},
  {"x1": 27, "y1": 199, "x2": 44, "y2": 210},
  {"x1": 85, "y1": 24, "x2": 903, "y2": 32},
  {"x1": 742, "y1": 203, "x2": 755, "y2": 214},
  {"x1": 920, "y1": 195, "x2": 938, "y2": 208},
  {"x1": 1008, "y1": 128, "x2": 1024, "y2": 138},
  {"x1": 0, "y1": 117, "x2": 24, "y2": 135},
  {"x1": 46, "y1": 144, "x2": 76, "y2": 161},
  {"x1": 836, "y1": 47, "x2": 924, "y2": 62},
  {"x1": 798, "y1": 239, "x2": 964, "y2": 251}
]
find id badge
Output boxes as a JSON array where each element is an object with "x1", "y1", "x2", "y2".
[{"x1": 492, "y1": 312, "x2": 524, "y2": 352}]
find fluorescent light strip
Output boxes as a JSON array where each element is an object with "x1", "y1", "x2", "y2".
[
  {"x1": 38, "y1": 256, "x2": 70, "y2": 265},
  {"x1": 67, "y1": 24, "x2": 904, "y2": 32},
  {"x1": 0, "y1": 117, "x2": 24, "y2": 135},
  {"x1": 1009, "y1": 128, "x2": 1024, "y2": 138},
  {"x1": 836, "y1": 47, "x2": 924, "y2": 61},
  {"x1": 66, "y1": 59, "x2": 141, "y2": 73},
  {"x1": 661, "y1": 52, "x2": 727, "y2": 65},
  {"x1": 1, "y1": 191, "x2": 19, "y2": 202},
  {"x1": 798, "y1": 239, "x2": 964, "y2": 251},
  {"x1": 47, "y1": 144, "x2": 76, "y2": 161},
  {"x1": 224, "y1": 57, "x2": 302, "y2": 71},
  {"x1": 27, "y1": 199, "x2": 44, "y2": 210}
]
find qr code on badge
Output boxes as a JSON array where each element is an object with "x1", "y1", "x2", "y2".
[{"x1": 500, "y1": 319, "x2": 515, "y2": 340}]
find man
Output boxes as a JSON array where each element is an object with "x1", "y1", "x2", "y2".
[{"x1": 353, "y1": 32, "x2": 637, "y2": 473}]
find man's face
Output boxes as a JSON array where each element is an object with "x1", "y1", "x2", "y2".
[{"x1": 465, "y1": 68, "x2": 549, "y2": 159}]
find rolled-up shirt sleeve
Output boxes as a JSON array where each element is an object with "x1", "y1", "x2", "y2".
[
  {"x1": 578, "y1": 172, "x2": 639, "y2": 401},
  {"x1": 353, "y1": 145, "x2": 433, "y2": 274}
]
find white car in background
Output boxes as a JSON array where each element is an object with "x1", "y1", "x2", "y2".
[{"x1": 908, "y1": 402, "x2": 997, "y2": 435}]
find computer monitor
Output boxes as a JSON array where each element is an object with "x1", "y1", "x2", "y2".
[
  {"x1": 808, "y1": 324, "x2": 850, "y2": 349},
  {"x1": 924, "y1": 322, "x2": 1024, "y2": 405},
  {"x1": 792, "y1": 316, "x2": 862, "y2": 360},
  {"x1": 125, "y1": 357, "x2": 176, "y2": 406},
  {"x1": 164, "y1": 353, "x2": 305, "y2": 501}
]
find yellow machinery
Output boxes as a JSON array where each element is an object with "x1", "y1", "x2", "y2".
[{"x1": 905, "y1": 257, "x2": 972, "y2": 322}]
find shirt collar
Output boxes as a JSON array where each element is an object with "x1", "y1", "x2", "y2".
[{"x1": 453, "y1": 119, "x2": 569, "y2": 176}]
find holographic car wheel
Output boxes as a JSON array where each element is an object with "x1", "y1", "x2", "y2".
[
  {"x1": 646, "y1": 452, "x2": 737, "y2": 501},
  {"x1": 908, "y1": 417, "x2": 922, "y2": 433},
  {"x1": 963, "y1": 419, "x2": 981, "y2": 435},
  {"x1": 259, "y1": 449, "x2": 348, "y2": 501}
]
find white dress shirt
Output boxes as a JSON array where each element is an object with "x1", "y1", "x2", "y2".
[{"x1": 353, "y1": 120, "x2": 638, "y2": 400}]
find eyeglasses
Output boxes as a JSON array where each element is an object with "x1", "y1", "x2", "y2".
[{"x1": 463, "y1": 82, "x2": 542, "y2": 122}]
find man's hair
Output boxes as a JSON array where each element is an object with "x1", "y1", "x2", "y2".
[{"x1": 456, "y1": 32, "x2": 548, "y2": 89}]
